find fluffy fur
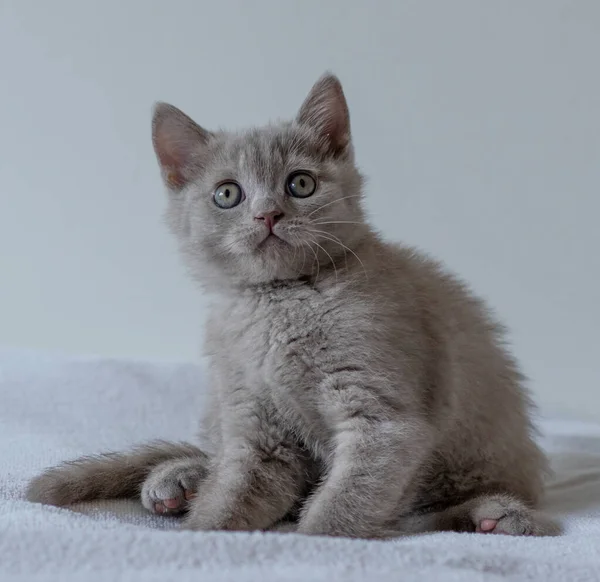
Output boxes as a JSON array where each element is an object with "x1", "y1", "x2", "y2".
[{"x1": 27, "y1": 73, "x2": 558, "y2": 538}]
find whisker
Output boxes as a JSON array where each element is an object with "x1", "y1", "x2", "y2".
[
  {"x1": 307, "y1": 228, "x2": 349, "y2": 271},
  {"x1": 289, "y1": 232, "x2": 307, "y2": 278},
  {"x1": 305, "y1": 240, "x2": 320, "y2": 283},
  {"x1": 300, "y1": 243, "x2": 307, "y2": 276},
  {"x1": 310, "y1": 221, "x2": 364, "y2": 226},
  {"x1": 288, "y1": 233, "x2": 299, "y2": 266},
  {"x1": 307, "y1": 195, "x2": 363, "y2": 218},
  {"x1": 308, "y1": 229, "x2": 368, "y2": 280},
  {"x1": 307, "y1": 235, "x2": 338, "y2": 284}
]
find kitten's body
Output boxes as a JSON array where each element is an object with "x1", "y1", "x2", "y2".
[{"x1": 27, "y1": 74, "x2": 557, "y2": 538}]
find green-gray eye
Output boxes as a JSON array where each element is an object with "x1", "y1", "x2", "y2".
[
  {"x1": 286, "y1": 172, "x2": 317, "y2": 198},
  {"x1": 214, "y1": 182, "x2": 243, "y2": 209}
]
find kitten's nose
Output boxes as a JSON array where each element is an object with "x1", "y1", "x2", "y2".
[{"x1": 255, "y1": 210, "x2": 283, "y2": 232}]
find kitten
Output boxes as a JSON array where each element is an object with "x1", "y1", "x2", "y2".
[{"x1": 26, "y1": 73, "x2": 558, "y2": 538}]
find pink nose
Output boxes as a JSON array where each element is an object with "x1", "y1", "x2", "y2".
[{"x1": 255, "y1": 210, "x2": 283, "y2": 231}]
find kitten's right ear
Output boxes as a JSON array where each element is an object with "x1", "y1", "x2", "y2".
[{"x1": 152, "y1": 103, "x2": 212, "y2": 189}]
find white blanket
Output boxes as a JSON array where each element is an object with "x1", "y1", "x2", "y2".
[{"x1": 1, "y1": 350, "x2": 600, "y2": 581}]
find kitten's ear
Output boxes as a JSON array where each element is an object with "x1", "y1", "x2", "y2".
[
  {"x1": 296, "y1": 73, "x2": 351, "y2": 156},
  {"x1": 152, "y1": 103, "x2": 212, "y2": 189}
]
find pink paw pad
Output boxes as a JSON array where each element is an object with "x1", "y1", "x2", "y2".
[
  {"x1": 476, "y1": 519, "x2": 498, "y2": 533},
  {"x1": 163, "y1": 498, "x2": 181, "y2": 509},
  {"x1": 153, "y1": 492, "x2": 196, "y2": 514}
]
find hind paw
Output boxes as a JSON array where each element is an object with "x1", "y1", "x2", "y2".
[{"x1": 471, "y1": 495, "x2": 560, "y2": 536}]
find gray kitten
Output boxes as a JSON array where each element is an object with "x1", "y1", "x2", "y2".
[{"x1": 27, "y1": 74, "x2": 558, "y2": 538}]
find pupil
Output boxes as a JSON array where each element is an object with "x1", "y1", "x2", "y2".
[
  {"x1": 299, "y1": 178, "x2": 305, "y2": 188},
  {"x1": 225, "y1": 189, "x2": 230, "y2": 197}
]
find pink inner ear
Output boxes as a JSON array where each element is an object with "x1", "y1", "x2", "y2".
[
  {"x1": 166, "y1": 169, "x2": 186, "y2": 188},
  {"x1": 155, "y1": 141, "x2": 186, "y2": 187},
  {"x1": 153, "y1": 126, "x2": 191, "y2": 188},
  {"x1": 322, "y1": 99, "x2": 349, "y2": 151},
  {"x1": 152, "y1": 102, "x2": 211, "y2": 189}
]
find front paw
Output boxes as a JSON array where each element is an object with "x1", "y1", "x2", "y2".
[
  {"x1": 141, "y1": 458, "x2": 207, "y2": 516},
  {"x1": 298, "y1": 511, "x2": 386, "y2": 539},
  {"x1": 181, "y1": 496, "x2": 253, "y2": 531},
  {"x1": 296, "y1": 514, "x2": 346, "y2": 537}
]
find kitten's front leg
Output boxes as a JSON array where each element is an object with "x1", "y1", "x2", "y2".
[
  {"x1": 183, "y1": 415, "x2": 309, "y2": 532},
  {"x1": 298, "y1": 383, "x2": 432, "y2": 538}
]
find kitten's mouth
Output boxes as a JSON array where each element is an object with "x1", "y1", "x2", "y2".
[{"x1": 258, "y1": 232, "x2": 288, "y2": 248}]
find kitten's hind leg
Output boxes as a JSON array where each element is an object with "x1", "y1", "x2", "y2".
[
  {"x1": 141, "y1": 457, "x2": 208, "y2": 515},
  {"x1": 26, "y1": 441, "x2": 209, "y2": 507},
  {"x1": 401, "y1": 493, "x2": 560, "y2": 537}
]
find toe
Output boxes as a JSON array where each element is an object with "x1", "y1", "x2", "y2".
[
  {"x1": 163, "y1": 498, "x2": 182, "y2": 510},
  {"x1": 184, "y1": 489, "x2": 197, "y2": 501},
  {"x1": 478, "y1": 519, "x2": 498, "y2": 533}
]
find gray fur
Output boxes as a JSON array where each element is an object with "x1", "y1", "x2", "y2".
[
  {"x1": 26, "y1": 73, "x2": 558, "y2": 538},
  {"x1": 141, "y1": 457, "x2": 208, "y2": 515}
]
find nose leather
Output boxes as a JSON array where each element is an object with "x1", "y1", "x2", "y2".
[{"x1": 255, "y1": 210, "x2": 283, "y2": 231}]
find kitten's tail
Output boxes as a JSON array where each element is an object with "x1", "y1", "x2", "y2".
[{"x1": 26, "y1": 441, "x2": 208, "y2": 506}]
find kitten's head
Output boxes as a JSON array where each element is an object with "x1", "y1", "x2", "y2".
[{"x1": 152, "y1": 73, "x2": 367, "y2": 287}]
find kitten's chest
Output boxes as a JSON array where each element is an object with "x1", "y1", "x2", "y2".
[
  {"x1": 207, "y1": 282, "x2": 369, "y2": 458},
  {"x1": 247, "y1": 287, "x2": 330, "y2": 385},
  {"x1": 212, "y1": 284, "x2": 336, "y2": 404}
]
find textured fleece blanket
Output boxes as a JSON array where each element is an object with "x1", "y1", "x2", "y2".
[{"x1": 1, "y1": 350, "x2": 600, "y2": 581}]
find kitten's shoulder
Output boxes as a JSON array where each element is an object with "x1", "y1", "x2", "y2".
[
  {"x1": 375, "y1": 238, "x2": 449, "y2": 276},
  {"x1": 358, "y1": 237, "x2": 449, "y2": 291},
  {"x1": 362, "y1": 237, "x2": 492, "y2": 323}
]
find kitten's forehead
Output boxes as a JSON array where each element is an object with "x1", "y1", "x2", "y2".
[{"x1": 214, "y1": 123, "x2": 327, "y2": 186}]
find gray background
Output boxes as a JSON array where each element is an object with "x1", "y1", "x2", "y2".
[{"x1": 1, "y1": 1, "x2": 598, "y2": 420}]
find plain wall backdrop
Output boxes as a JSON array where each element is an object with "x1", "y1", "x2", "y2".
[{"x1": 0, "y1": 1, "x2": 598, "y2": 420}]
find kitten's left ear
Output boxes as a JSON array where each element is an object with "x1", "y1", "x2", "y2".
[
  {"x1": 296, "y1": 73, "x2": 351, "y2": 156},
  {"x1": 152, "y1": 103, "x2": 212, "y2": 189}
]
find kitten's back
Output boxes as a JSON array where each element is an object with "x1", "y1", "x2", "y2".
[{"x1": 355, "y1": 238, "x2": 548, "y2": 509}]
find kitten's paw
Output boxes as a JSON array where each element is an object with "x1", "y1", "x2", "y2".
[
  {"x1": 471, "y1": 495, "x2": 560, "y2": 537},
  {"x1": 141, "y1": 458, "x2": 207, "y2": 516}
]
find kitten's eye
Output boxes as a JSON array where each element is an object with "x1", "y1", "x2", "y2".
[
  {"x1": 286, "y1": 172, "x2": 317, "y2": 198},
  {"x1": 214, "y1": 182, "x2": 243, "y2": 209}
]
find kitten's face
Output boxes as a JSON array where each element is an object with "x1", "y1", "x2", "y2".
[{"x1": 153, "y1": 74, "x2": 365, "y2": 286}]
